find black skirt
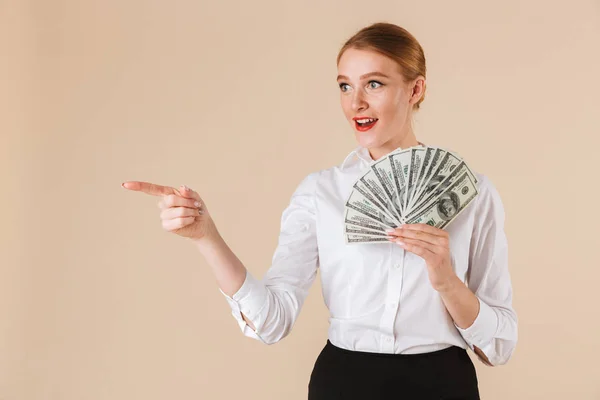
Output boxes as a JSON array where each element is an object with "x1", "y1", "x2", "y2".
[{"x1": 308, "y1": 340, "x2": 480, "y2": 400}]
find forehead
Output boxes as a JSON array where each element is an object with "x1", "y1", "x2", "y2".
[{"x1": 337, "y1": 48, "x2": 401, "y2": 78}]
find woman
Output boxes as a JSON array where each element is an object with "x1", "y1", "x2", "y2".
[{"x1": 122, "y1": 22, "x2": 517, "y2": 400}]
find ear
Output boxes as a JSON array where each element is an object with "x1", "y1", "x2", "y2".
[{"x1": 410, "y1": 76, "x2": 426, "y2": 104}]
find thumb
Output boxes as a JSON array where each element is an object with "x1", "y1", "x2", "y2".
[{"x1": 179, "y1": 184, "x2": 201, "y2": 201}]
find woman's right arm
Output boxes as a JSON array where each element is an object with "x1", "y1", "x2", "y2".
[
  {"x1": 208, "y1": 172, "x2": 321, "y2": 345},
  {"x1": 192, "y1": 234, "x2": 257, "y2": 330},
  {"x1": 122, "y1": 181, "x2": 256, "y2": 329},
  {"x1": 123, "y1": 172, "x2": 321, "y2": 344}
]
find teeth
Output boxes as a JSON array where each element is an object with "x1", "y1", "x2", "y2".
[{"x1": 357, "y1": 118, "x2": 376, "y2": 123}]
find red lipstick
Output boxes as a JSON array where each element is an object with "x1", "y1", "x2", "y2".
[{"x1": 352, "y1": 116, "x2": 378, "y2": 132}]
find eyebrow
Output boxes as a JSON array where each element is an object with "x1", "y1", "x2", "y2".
[{"x1": 336, "y1": 72, "x2": 391, "y2": 81}]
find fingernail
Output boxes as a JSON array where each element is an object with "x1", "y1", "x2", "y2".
[
  {"x1": 385, "y1": 228, "x2": 395, "y2": 234},
  {"x1": 194, "y1": 201, "x2": 200, "y2": 207},
  {"x1": 121, "y1": 182, "x2": 126, "y2": 188}
]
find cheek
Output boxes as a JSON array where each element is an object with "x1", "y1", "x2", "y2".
[
  {"x1": 380, "y1": 92, "x2": 407, "y2": 120},
  {"x1": 340, "y1": 96, "x2": 353, "y2": 118}
]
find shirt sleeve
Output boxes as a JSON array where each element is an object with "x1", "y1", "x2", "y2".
[
  {"x1": 219, "y1": 171, "x2": 320, "y2": 345},
  {"x1": 454, "y1": 174, "x2": 518, "y2": 366}
]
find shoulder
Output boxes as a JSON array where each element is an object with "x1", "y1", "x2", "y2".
[
  {"x1": 291, "y1": 162, "x2": 348, "y2": 203},
  {"x1": 472, "y1": 172, "x2": 506, "y2": 221},
  {"x1": 288, "y1": 169, "x2": 325, "y2": 203},
  {"x1": 295, "y1": 169, "x2": 323, "y2": 192},
  {"x1": 474, "y1": 172, "x2": 502, "y2": 201},
  {"x1": 295, "y1": 161, "x2": 345, "y2": 191}
]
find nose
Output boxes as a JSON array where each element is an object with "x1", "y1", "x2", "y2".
[{"x1": 351, "y1": 89, "x2": 368, "y2": 113}]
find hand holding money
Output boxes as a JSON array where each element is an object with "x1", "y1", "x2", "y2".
[
  {"x1": 385, "y1": 223, "x2": 458, "y2": 292},
  {"x1": 121, "y1": 181, "x2": 219, "y2": 242},
  {"x1": 344, "y1": 145, "x2": 479, "y2": 244}
]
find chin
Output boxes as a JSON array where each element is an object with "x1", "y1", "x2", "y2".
[{"x1": 354, "y1": 131, "x2": 387, "y2": 149}]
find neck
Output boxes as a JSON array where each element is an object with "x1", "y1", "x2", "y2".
[{"x1": 368, "y1": 131, "x2": 420, "y2": 161}]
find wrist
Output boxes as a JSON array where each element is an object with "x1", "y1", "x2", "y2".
[
  {"x1": 191, "y1": 228, "x2": 222, "y2": 250},
  {"x1": 436, "y1": 275, "x2": 463, "y2": 294}
]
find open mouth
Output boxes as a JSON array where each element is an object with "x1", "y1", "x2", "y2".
[{"x1": 354, "y1": 117, "x2": 378, "y2": 131}]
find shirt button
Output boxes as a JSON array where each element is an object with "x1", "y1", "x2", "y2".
[
  {"x1": 395, "y1": 263, "x2": 401, "y2": 269},
  {"x1": 386, "y1": 337, "x2": 392, "y2": 342}
]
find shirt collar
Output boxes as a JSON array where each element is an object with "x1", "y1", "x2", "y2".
[
  {"x1": 340, "y1": 142, "x2": 427, "y2": 170},
  {"x1": 340, "y1": 146, "x2": 373, "y2": 170}
]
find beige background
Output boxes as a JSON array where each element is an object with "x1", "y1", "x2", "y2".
[{"x1": 2, "y1": 0, "x2": 599, "y2": 398}]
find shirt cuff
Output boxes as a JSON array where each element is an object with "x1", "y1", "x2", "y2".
[
  {"x1": 219, "y1": 270, "x2": 269, "y2": 325},
  {"x1": 455, "y1": 296, "x2": 499, "y2": 349}
]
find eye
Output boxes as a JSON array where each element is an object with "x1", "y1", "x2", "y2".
[
  {"x1": 367, "y1": 80, "x2": 383, "y2": 89},
  {"x1": 338, "y1": 82, "x2": 351, "y2": 92}
]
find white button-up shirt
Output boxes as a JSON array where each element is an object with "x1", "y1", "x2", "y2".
[{"x1": 220, "y1": 145, "x2": 518, "y2": 366}]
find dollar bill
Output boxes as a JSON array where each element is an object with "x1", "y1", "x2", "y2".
[
  {"x1": 405, "y1": 147, "x2": 426, "y2": 212},
  {"x1": 409, "y1": 147, "x2": 440, "y2": 212},
  {"x1": 410, "y1": 149, "x2": 478, "y2": 215},
  {"x1": 344, "y1": 223, "x2": 388, "y2": 236},
  {"x1": 407, "y1": 161, "x2": 473, "y2": 219},
  {"x1": 344, "y1": 208, "x2": 389, "y2": 233},
  {"x1": 352, "y1": 179, "x2": 399, "y2": 224},
  {"x1": 345, "y1": 233, "x2": 392, "y2": 244},
  {"x1": 370, "y1": 156, "x2": 404, "y2": 220},
  {"x1": 343, "y1": 144, "x2": 479, "y2": 244},
  {"x1": 407, "y1": 151, "x2": 463, "y2": 214},
  {"x1": 345, "y1": 189, "x2": 399, "y2": 228},
  {"x1": 358, "y1": 169, "x2": 402, "y2": 224},
  {"x1": 406, "y1": 171, "x2": 478, "y2": 229},
  {"x1": 387, "y1": 149, "x2": 412, "y2": 217}
]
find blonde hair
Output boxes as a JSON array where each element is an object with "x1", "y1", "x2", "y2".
[{"x1": 337, "y1": 22, "x2": 427, "y2": 110}]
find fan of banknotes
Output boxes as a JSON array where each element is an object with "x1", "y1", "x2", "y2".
[{"x1": 344, "y1": 145, "x2": 479, "y2": 244}]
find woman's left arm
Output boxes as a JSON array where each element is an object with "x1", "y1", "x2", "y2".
[{"x1": 386, "y1": 175, "x2": 518, "y2": 367}]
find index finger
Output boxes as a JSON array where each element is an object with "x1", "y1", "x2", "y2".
[{"x1": 121, "y1": 181, "x2": 181, "y2": 197}]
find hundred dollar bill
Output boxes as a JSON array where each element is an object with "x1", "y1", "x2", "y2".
[
  {"x1": 345, "y1": 233, "x2": 391, "y2": 244},
  {"x1": 407, "y1": 161, "x2": 473, "y2": 219},
  {"x1": 407, "y1": 148, "x2": 447, "y2": 213},
  {"x1": 345, "y1": 189, "x2": 399, "y2": 228},
  {"x1": 409, "y1": 147, "x2": 440, "y2": 212},
  {"x1": 370, "y1": 156, "x2": 404, "y2": 220},
  {"x1": 352, "y1": 179, "x2": 399, "y2": 224},
  {"x1": 358, "y1": 169, "x2": 402, "y2": 224},
  {"x1": 406, "y1": 171, "x2": 478, "y2": 229},
  {"x1": 344, "y1": 208, "x2": 389, "y2": 233},
  {"x1": 344, "y1": 223, "x2": 388, "y2": 237},
  {"x1": 412, "y1": 149, "x2": 478, "y2": 212},
  {"x1": 407, "y1": 151, "x2": 463, "y2": 214},
  {"x1": 387, "y1": 149, "x2": 412, "y2": 217},
  {"x1": 405, "y1": 147, "x2": 426, "y2": 213}
]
